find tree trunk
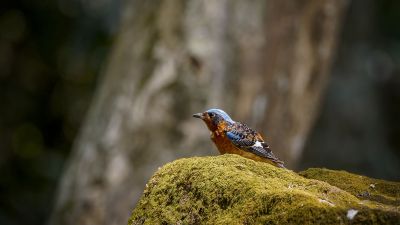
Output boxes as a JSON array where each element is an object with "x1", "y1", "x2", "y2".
[{"x1": 50, "y1": 1, "x2": 347, "y2": 225}]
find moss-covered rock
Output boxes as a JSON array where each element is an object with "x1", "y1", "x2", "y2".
[
  {"x1": 128, "y1": 154, "x2": 400, "y2": 225},
  {"x1": 299, "y1": 168, "x2": 400, "y2": 208}
]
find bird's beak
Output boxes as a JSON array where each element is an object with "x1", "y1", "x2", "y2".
[{"x1": 192, "y1": 112, "x2": 204, "y2": 119}]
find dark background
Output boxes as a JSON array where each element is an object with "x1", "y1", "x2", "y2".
[
  {"x1": 0, "y1": 0, "x2": 120, "y2": 224},
  {"x1": 299, "y1": 0, "x2": 400, "y2": 179},
  {"x1": 0, "y1": 0, "x2": 399, "y2": 225}
]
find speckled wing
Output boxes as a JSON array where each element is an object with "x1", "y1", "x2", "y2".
[{"x1": 225, "y1": 122, "x2": 285, "y2": 168}]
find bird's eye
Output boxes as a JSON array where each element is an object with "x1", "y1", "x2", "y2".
[{"x1": 208, "y1": 112, "x2": 214, "y2": 118}]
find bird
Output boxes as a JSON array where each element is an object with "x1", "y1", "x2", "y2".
[{"x1": 193, "y1": 108, "x2": 285, "y2": 168}]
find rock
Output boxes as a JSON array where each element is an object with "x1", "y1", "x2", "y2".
[
  {"x1": 299, "y1": 168, "x2": 400, "y2": 207},
  {"x1": 128, "y1": 154, "x2": 400, "y2": 224}
]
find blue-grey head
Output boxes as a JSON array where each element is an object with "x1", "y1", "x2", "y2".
[{"x1": 193, "y1": 108, "x2": 234, "y2": 131}]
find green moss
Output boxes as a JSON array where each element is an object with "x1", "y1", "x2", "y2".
[
  {"x1": 299, "y1": 168, "x2": 400, "y2": 207},
  {"x1": 128, "y1": 154, "x2": 400, "y2": 225}
]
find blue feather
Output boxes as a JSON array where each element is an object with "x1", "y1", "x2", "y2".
[{"x1": 226, "y1": 131, "x2": 241, "y2": 141}]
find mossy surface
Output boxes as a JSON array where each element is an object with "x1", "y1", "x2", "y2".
[
  {"x1": 128, "y1": 154, "x2": 400, "y2": 225},
  {"x1": 299, "y1": 168, "x2": 400, "y2": 207}
]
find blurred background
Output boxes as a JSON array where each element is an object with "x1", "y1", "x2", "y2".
[{"x1": 0, "y1": 0, "x2": 399, "y2": 225}]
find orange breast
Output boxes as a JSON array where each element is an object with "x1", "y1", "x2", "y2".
[{"x1": 211, "y1": 131, "x2": 238, "y2": 154}]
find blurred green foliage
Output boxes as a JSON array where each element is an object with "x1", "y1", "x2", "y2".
[{"x1": 0, "y1": 0, "x2": 119, "y2": 224}]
